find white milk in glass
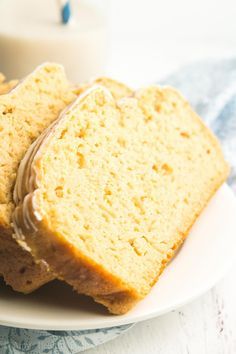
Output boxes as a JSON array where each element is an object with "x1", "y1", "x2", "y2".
[{"x1": 0, "y1": 0, "x2": 108, "y2": 82}]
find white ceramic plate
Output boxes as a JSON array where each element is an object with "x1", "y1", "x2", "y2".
[{"x1": 0, "y1": 183, "x2": 236, "y2": 331}]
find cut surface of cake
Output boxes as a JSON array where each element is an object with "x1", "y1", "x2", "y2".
[
  {"x1": 0, "y1": 63, "x2": 76, "y2": 292},
  {"x1": 0, "y1": 72, "x2": 132, "y2": 293},
  {"x1": 13, "y1": 85, "x2": 228, "y2": 313}
]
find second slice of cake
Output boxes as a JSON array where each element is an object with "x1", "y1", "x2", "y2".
[
  {"x1": 13, "y1": 85, "x2": 228, "y2": 313},
  {"x1": 0, "y1": 63, "x2": 76, "y2": 292}
]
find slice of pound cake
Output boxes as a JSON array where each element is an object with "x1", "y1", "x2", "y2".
[
  {"x1": 0, "y1": 63, "x2": 76, "y2": 293},
  {"x1": 13, "y1": 85, "x2": 229, "y2": 313}
]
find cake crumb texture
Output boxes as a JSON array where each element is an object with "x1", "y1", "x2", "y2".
[
  {"x1": 0, "y1": 63, "x2": 75, "y2": 292},
  {"x1": 13, "y1": 85, "x2": 229, "y2": 312}
]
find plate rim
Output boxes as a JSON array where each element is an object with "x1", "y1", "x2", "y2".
[{"x1": 0, "y1": 183, "x2": 236, "y2": 331}]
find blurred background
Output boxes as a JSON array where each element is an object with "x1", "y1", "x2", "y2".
[
  {"x1": 0, "y1": 0, "x2": 236, "y2": 85},
  {"x1": 108, "y1": 0, "x2": 236, "y2": 85}
]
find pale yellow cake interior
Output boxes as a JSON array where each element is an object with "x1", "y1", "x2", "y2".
[
  {"x1": 34, "y1": 86, "x2": 228, "y2": 298},
  {"x1": 0, "y1": 64, "x2": 75, "y2": 229},
  {"x1": 0, "y1": 72, "x2": 133, "y2": 293}
]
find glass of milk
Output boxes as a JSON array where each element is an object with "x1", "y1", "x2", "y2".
[{"x1": 0, "y1": 0, "x2": 109, "y2": 83}]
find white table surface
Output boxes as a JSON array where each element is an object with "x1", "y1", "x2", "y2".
[
  {"x1": 85, "y1": 266, "x2": 236, "y2": 354},
  {"x1": 85, "y1": 8, "x2": 236, "y2": 350}
]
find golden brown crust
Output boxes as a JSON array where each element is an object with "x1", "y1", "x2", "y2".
[{"x1": 0, "y1": 225, "x2": 54, "y2": 293}]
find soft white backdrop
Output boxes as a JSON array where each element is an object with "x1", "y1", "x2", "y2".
[
  {"x1": 85, "y1": 1, "x2": 236, "y2": 353},
  {"x1": 107, "y1": 0, "x2": 236, "y2": 85}
]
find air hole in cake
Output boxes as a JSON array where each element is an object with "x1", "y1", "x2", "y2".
[
  {"x1": 129, "y1": 237, "x2": 147, "y2": 256},
  {"x1": 132, "y1": 197, "x2": 145, "y2": 215},
  {"x1": 128, "y1": 239, "x2": 139, "y2": 255},
  {"x1": 161, "y1": 163, "x2": 173, "y2": 175},
  {"x1": 180, "y1": 131, "x2": 190, "y2": 138},
  {"x1": 2, "y1": 106, "x2": 14, "y2": 115},
  {"x1": 145, "y1": 115, "x2": 153, "y2": 122},
  {"x1": 104, "y1": 188, "x2": 112, "y2": 196},
  {"x1": 26, "y1": 280, "x2": 32, "y2": 285},
  {"x1": 77, "y1": 152, "x2": 85, "y2": 168},
  {"x1": 59, "y1": 129, "x2": 68, "y2": 139},
  {"x1": 76, "y1": 128, "x2": 86, "y2": 138},
  {"x1": 207, "y1": 149, "x2": 211, "y2": 154},
  {"x1": 152, "y1": 164, "x2": 158, "y2": 173},
  {"x1": 55, "y1": 186, "x2": 64, "y2": 198}
]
